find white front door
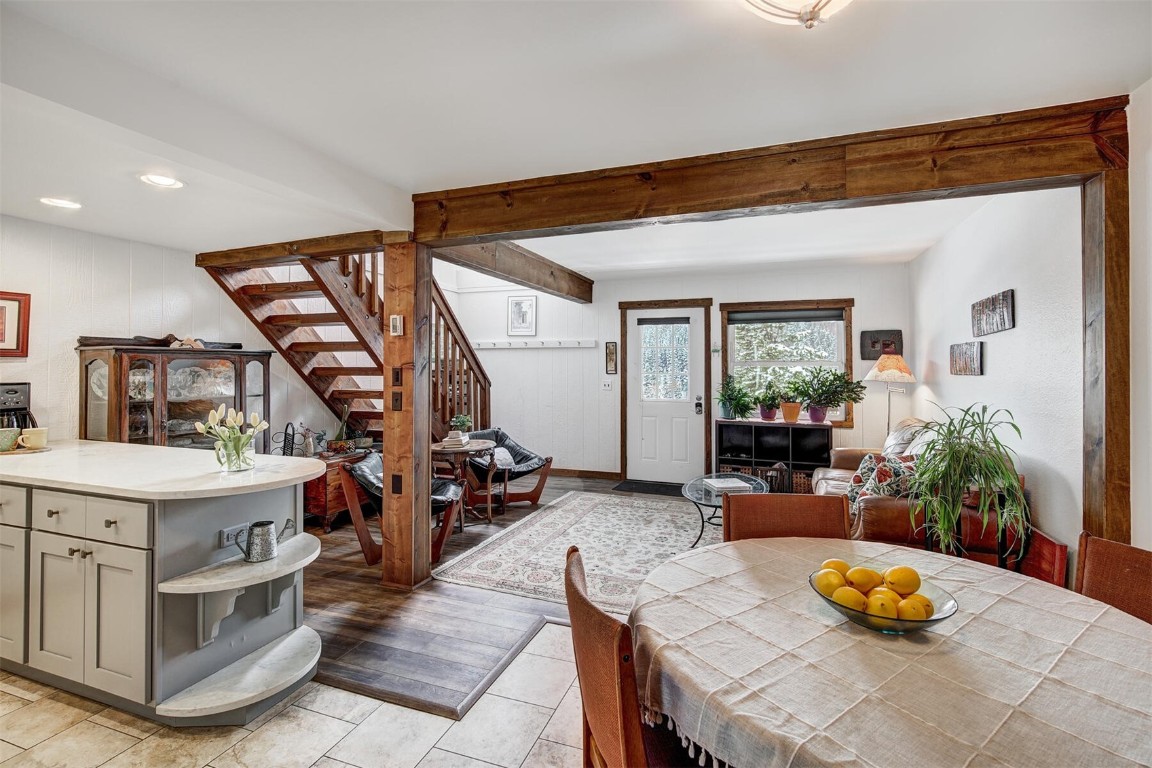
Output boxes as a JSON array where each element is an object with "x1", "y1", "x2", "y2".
[{"x1": 626, "y1": 308, "x2": 705, "y2": 483}]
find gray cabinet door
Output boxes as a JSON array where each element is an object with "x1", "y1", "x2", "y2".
[
  {"x1": 84, "y1": 542, "x2": 150, "y2": 703},
  {"x1": 28, "y1": 531, "x2": 85, "y2": 683},
  {"x1": 0, "y1": 525, "x2": 28, "y2": 662}
]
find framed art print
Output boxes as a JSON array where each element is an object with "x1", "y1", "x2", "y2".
[
  {"x1": 0, "y1": 292, "x2": 30, "y2": 357},
  {"x1": 605, "y1": 341, "x2": 618, "y2": 374},
  {"x1": 508, "y1": 296, "x2": 537, "y2": 336}
]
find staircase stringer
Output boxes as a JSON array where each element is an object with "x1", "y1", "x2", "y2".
[{"x1": 301, "y1": 257, "x2": 386, "y2": 369}]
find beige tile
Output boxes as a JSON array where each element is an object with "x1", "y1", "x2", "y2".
[
  {"x1": 313, "y1": 759, "x2": 359, "y2": 768},
  {"x1": 486, "y1": 653, "x2": 576, "y2": 709},
  {"x1": 0, "y1": 690, "x2": 28, "y2": 718},
  {"x1": 0, "y1": 691, "x2": 105, "y2": 748},
  {"x1": 538, "y1": 686, "x2": 581, "y2": 750},
  {"x1": 295, "y1": 685, "x2": 381, "y2": 725},
  {"x1": 415, "y1": 749, "x2": 499, "y2": 768},
  {"x1": 521, "y1": 739, "x2": 581, "y2": 768},
  {"x1": 2, "y1": 720, "x2": 138, "y2": 768},
  {"x1": 325, "y1": 700, "x2": 452, "y2": 768},
  {"x1": 102, "y1": 725, "x2": 247, "y2": 768},
  {"x1": 522, "y1": 624, "x2": 574, "y2": 663},
  {"x1": 89, "y1": 708, "x2": 162, "y2": 740},
  {"x1": 0, "y1": 676, "x2": 56, "y2": 703},
  {"x1": 435, "y1": 695, "x2": 553, "y2": 768},
  {"x1": 242, "y1": 681, "x2": 318, "y2": 731},
  {"x1": 212, "y1": 705, "x2": 354, "y2": 768},
  {"x1": 0, "y1": 741, "x2": 23, "y2": 762}
]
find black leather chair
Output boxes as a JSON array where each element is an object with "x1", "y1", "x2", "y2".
[
  {"x1": 338, "y1": 451, "x2": 462, "y2": 565},
  {"x1": 464, "y1": 428, "x2": 553, "y2": 508}
]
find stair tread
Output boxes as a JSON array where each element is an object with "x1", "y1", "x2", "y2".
[
  {"x1": 310, "y1": 366, "x2": 381, "y2": 377},
  {"x1": 286, "y1": 341, "x2": 362, "y2": 353},
  {"x1": 265, "y1": 313, "x2": 344, "y2": 326},
  {"x1": 236, "y1": 281, "x2": 324, "y2": 299},
  {"x1": 331, "y1": 388, "x2": 385, "y2": 399}
]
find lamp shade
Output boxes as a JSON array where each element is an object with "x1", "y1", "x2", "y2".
[{"x1": 864, "y1": 354, "x2": 916, "y2": 383}]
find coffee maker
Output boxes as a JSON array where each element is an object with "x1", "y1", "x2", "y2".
[{"x1": 0, "y1": 383, "x2": 38, "y2": 430}]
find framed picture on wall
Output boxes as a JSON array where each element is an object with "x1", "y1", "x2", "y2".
[
  {"x1": 605, "y1": 342, "x2": 618, "y2": 374},
  {"x1": 508, "y1": 296, "x2": 537, "y2": 336},
  {"x1": 0, "y1": 292, "x2": 30, "y2": 358}
]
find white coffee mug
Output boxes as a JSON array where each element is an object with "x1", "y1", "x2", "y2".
[{"x1": 19, "y1": 428, "x2": 47, "y2": 450}]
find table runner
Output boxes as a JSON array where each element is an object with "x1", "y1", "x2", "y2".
[{"x1": 629, "y1": 538, "x2": 1152, "y2": 768}]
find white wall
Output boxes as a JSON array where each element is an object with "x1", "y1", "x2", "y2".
[
  {"x1": 1130, "y1": 78, "x2": 1151, "y2": 552},
  {"x1": 437, "y1": 259, "x2": 914, "y2": 474},
  {"x1": 0, "y1": 214, "x2": 333, "y2": 443},
  {"x1": 909, "y1": 188, "x2": 1083, "y2": 553}
]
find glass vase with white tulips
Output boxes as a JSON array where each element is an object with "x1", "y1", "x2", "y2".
[{"x1": 196, "y1": 404, "x2": 269, "y2": 472}]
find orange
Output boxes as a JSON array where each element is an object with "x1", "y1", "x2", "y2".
[
  {"x1": 896, "y1": 599, "x2": 927, "y2": 621},
  {"x1": 831, "y1": 586, "x2": 868, "y2": 612},
  {"x1": 865, "y1": 594, "x2": 899, "y2": 618},
  {"x1": 845, "y1": 567, "x2": 882, "y2": 593},
  {"x1": 866, "y1": 586, "x2": 903, "y2": 604},
  {"x1": 812, "y1": 569, "x2": 847, "y2": 599},
  {"x1": 820, "y1": 558, "x2": 851, "y2": 577},
  {"x1": 904, "y1": 593, "x2": 935, "y2": 618},
  {"x1": 883, "y1": 565, "x2": 921, "y2": 596}
]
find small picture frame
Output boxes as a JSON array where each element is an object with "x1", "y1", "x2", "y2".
[
  {"x1": 860, "y1": 330, "x2": 903, "y2": 360},
  {"x1": 508, "y1": 296, "x2": 537, "y2": 336},
  {"x1": 949, "y1": 341, "x2": 983, "y2": 375},
  {"x1": 605, "y1": 342, "x2": 618, "y2": 375},
  {"x1": 0, "y1": 292, "x2": 31, "y2": 358}
]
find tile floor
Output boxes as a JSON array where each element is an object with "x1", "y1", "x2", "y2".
[{"x1": 0, "y1": 624, "x2": 581, "y2": 768}]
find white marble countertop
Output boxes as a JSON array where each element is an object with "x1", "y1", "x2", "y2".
[{"x1": 0, "y1": 440, "x2": 326, "y2": 500}]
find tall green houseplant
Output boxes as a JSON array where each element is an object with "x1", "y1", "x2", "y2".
[
  {"x1": 716, "y1": 375, "x2": 755, "y2": 420},
  {"x1": 909, "y1": 404, "x2": 1030, "y2": 556}
]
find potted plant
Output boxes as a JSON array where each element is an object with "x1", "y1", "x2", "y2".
[
  {"x1": 779, "y1": 372, "x2": 805, "y2": 423},
  {"x1": 797, "y1": 367, "x2": 867, "y2": 423},
  {"x1": 909, "y1": 404, "x2": 1030, "y2": 557},
  {"x1": 753, "y1": 381, "x2": 782, "y2": 421},
  {"x1": 326, "y1": 404, "x2": 356, "y2": 454},
  {"x1": 449, "y1": 413, "x2": 473, "y2": 432},
  {"x1": 716, "y1": 375, "x2": 755, "y2": 420}
]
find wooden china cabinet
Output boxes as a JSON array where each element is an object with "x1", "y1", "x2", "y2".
[{"x1": 78, "y1": 346, "x2": 273, "y2": 453}]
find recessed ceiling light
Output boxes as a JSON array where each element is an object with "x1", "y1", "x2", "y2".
[
  {"x1": 140, "y1": 174, "x2": 185, "y2": 189},
  {"x1": 40, "y1": 197, "x2": 82, "y2": 209}
]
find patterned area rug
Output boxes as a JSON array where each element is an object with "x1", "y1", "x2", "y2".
[{"x1": 432, "y1": 491, "x2": 722, "y2": 614}]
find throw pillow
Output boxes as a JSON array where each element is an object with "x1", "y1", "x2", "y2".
[
  {"x1": 858, "y1": 455, "x2": 917, "y2": 508},
  {"x1": 847, "y1": 453, "x2": 880, "y2": 511}
]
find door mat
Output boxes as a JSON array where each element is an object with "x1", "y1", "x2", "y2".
[
  {"x1": 432, "y1": 491, "x2": 720, "y2": 614},
  {"x1": 611, "y1": 479, "x2": 684, "y2": 497}
]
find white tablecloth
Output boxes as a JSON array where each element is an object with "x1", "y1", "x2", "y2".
[{"x1": 629, "y1": 538, "x2": 1152, "y2": 768}]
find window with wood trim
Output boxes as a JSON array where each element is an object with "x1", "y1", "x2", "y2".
[{"x1": 720, "y1": 299, "x2": 855, "y2": 427}]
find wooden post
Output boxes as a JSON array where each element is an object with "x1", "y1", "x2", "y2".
[{"x1": 381, "y1": 242, "x2": 433, "y2": 588}]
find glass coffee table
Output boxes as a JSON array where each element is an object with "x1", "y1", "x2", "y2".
[{"x1": 681, "y1": 472, "x2": 770, "y2": 547}]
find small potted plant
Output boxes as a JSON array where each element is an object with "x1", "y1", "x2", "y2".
[
  {"x1": 910, "y1": 403, "x2": 1030, "y2": 557},
  {"x1": 325, "y1": 404, "x2": 356, "y2": 454},
  {"x1": 716, "y1": 375, "x2": 755, "y2": 420},
  {"x1": 753, "y1": 381, "x2": 782, "y2": 421},
  {"x1": 798, "y1": 367, "x2": 867, "y2": 423},
  {"x1": 779, "y1": 372, "x2": 805, "y2": 423},
  {"x1": 195, "y1": 404, "x2": 269, "y2": 472},
  {"x1": 449, "y1": 413, "x2": 473, "y2": 433}
]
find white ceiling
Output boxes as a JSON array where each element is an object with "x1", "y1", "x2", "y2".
[{"x1": 0, "y1": 0, "x2": 1149, "y2": 264}]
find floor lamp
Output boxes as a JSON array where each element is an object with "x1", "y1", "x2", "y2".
[{"x1": 863, "y1": 354, "x2": 916, "y2": 434}]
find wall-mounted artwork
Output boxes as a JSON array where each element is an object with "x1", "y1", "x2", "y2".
[
  {"x1": 507, "y1": 296, "x2": 537, "y2": 336},
  {"x1": 972, "y1": 289, "x2": 1015, "y2": 337},
  {"x1": 605, "y1": 341, "x2": 618, "y2": 375},
  {"x1": 860, "y1": 330, "x2": 903, "y2": 360},
  {"x1": 949, "y1": 341, "x2": 983, "y2": 375},
  {"x1": 0, "y1": 292, "x2": 30, "y2": 358}
]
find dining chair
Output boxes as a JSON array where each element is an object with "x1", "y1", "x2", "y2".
[
  {"x1": 1074, "y1": 531, "x2": 1152, "y2": 623},
  {"x1": 722, "y1": 493, "x2": 850, "y2": 542},
  {"x1": 563, "y1": 547, "x2": 692, "y2": 768}
]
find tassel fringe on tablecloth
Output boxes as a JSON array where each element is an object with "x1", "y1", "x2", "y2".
[{"x1": 643, "y1": 706, "x2": 730, "y2": 768}]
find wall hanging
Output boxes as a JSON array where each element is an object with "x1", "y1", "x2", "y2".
[
  {"x1": 605, "y1": 342, "x2": 618, "y2": 374},
  {"x1": 0, "y1": 292, "x2": 30, "y2": 358},
  {"x1": 972, "y1": 289, "x2": 1015, "y2": 337},
  {"x1": 860, "y1": 329, "x2": 903, "y2": 360},
  {"x1": 949, "y1": 341, "x2": 983, "y2": 375},
  {"x1": 507, "y1": 296, "x2": 537, "y2": 336}
]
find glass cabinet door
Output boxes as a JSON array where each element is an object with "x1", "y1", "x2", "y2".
[
  {"x1": 165, "y1": 357, "x2": 236, "y2": 450},
  {"x1": 125, "y1": 357, "x2": 157, "y2": 444},
  {"x1": 85, "y1": 358, "x2": 110, "y2": 440},
  {"x1": 245, "y1": 360, "x2": 267, "y2": 453}
]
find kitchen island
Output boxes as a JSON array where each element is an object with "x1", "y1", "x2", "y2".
[{"x1": 0, "y1": 440, "x2": 326, "y2": 726}]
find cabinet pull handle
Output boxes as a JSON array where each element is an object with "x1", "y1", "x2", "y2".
[
  {"x1": 80, "y1": 550, "x2": 92, "y2": 559},
  {"x1": 104, "y1": 519, "x2": 117, "y2": 528},
  {"x1": 68, "y1": 547, "x2": 81, "y2": 556},
  {"x1": 46, "y1": 509, "x2": 60, "y2": 518}
]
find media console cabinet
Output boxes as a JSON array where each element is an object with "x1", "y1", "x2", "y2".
[
  {"x1": 714, "y1": 418, "x2": 833, "y2": 493},
  {"x1": 0, "y1": 440, "x2": 325, "y2": 726}
]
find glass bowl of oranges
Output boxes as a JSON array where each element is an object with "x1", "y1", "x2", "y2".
[{"x1": 808, "y1": 559, "x2": 958, "y2": 634}]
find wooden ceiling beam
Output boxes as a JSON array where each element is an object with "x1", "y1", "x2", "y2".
[
  {"x1": 197, "y1": 230, "x2": 412, "y2": 268},
  {"x1": 432, "y1": 241, "x2": 594, "y2": 304},
  {"x1": 412, "y1": 96, "x2": 1129, "y2": 244}
]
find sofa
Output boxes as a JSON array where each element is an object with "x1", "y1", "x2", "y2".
[{"x1": 811, "y1": 419, "x2": 1067, "y2": 585}]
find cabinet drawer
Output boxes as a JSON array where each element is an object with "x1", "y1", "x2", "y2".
[
  {"x1": 32, "y1": 490, "x2": 86, "y2": 537},
  {"x1": 86, "y1": 498, "x2": 151, "y2": 549},
  {"x1": 0, "y1": 484, "x2": 29, "y2": 527}
]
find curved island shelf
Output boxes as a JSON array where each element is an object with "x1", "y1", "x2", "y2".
[{"x1": 159, "y1": 533, "x2": 321, "y2": 594}]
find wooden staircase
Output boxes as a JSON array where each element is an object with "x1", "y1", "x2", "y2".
[{"x1": 202, "y1": 251, "x2": 489, "y2": 441}]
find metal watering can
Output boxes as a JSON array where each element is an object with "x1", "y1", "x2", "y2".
[{"x1": 234, "y1": 518, "x2": 296, "y2": 562}]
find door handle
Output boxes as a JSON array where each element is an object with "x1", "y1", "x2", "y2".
[
  {"x1": 104, "y1": 519, "x2": 117, "y2": 528},
  {"x1": 695, "y1": 402, "x2": 703, "y2": 415},
  {"x1": 68, "y1": 547, "x2": 81, "y2": 557},
  {"x1": 80, "y1": 550, "x2": 92, "y2": 559},
  {"x1": 46, "y1": 509, "x2": 61, "y2": 518}
]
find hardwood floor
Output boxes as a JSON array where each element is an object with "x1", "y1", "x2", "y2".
[{"x1": 302, "y1": 476, "x2": 630, "y2": 718}]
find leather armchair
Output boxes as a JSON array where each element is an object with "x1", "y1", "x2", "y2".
[{"x1": 465, "y1": 428, "x2": 553, "y2": 506}]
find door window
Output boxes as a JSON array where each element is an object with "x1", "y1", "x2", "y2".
[{"x1": 639, "y1": 318, "x2": 690, "y2": 401}]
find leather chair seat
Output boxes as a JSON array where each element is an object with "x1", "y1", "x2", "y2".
[
  {"x1": 465, "y1": 428, "x2": 549, "y2": 480},
  {"x1": 431, "y1": 478, "x2": 463, "y2": 512}
]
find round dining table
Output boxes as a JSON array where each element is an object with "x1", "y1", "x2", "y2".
[{"x1": 628, "y1": 537, "x2": 1152, "y2": 768}]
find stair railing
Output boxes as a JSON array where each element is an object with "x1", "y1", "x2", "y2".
[
  {"x1": 338, "y1": 253, "x2": 382, "y2": 320},
  {"x1": 431, "y1": 280, "x2": 491, "y2": 436}
]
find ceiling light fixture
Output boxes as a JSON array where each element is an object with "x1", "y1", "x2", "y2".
[
  {"x1": 39, "y1": 197, "x2": 82, "y2": 209},
  {"x1": 140, "y1": 174, "x2": 185, "y2": 189},
  {"x1": 741, "y1": 0, "x2": 854, "y2": 28}
]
